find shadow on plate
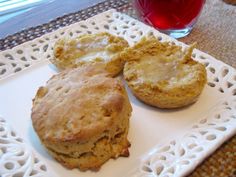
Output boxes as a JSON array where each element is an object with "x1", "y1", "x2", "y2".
[{"x1": 28, "y1": 123, "x2": 54, "y2": 161}]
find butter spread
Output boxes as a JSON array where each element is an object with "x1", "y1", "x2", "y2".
[
  {"x1": 136, "y1": 55, "x2": 180, "y2": 83},
  {"x1": 76, "y1": 36, "x2": 113, "y2": 62},
  {"x1": 76, "y1": 51, "x2": 113, "y2": 63}
]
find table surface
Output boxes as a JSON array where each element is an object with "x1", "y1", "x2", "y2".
[
  {"x1": 179, "y1": 0, "x2": 236, "y2": 69},
  {"x1": 0, "y1": 0, "x2": 235, "y2": 176}
]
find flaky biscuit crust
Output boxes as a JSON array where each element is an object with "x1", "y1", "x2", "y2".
[
  {"x1": 122, "y1": 37, "x2": 207, "y2": 108},
  {"x1": 31, "y1": 64, "x2": 132, "y2": 170},
  {"x1": 51, "y1": 32, "x2": 129, "y2": 76}
]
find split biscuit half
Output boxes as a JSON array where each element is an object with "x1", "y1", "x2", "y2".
[
  {"x1": 122, "y1": 36, "x2": 207, "y2": 108},
  {"x1": 52, "y1": 32, "x2": 129, "y2": 76}
]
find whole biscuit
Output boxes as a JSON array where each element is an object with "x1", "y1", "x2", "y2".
[{"x1": 31, "y1": 64, "x2": 132, "y2": 171}]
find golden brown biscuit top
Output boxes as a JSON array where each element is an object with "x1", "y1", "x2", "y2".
[
  {"x1": 53, "y1": 32, "x2": 129, "y2": 68},
  {"x1": 31, "y1": 65, "x2": 128, "y2": 143},
  {"x1": 122, "y1": 37, "x2": 205, "y2": 90}
]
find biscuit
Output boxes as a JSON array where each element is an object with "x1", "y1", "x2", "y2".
[
  {"x1": 51, "y1": 32, "x2": 129, "y2": 76},
  {"x1": 31, "y1": 64, "x2": 132, "y2": 171},
  {"x1": 122, "y1": 37, "x2": 207, "y2": 108}
]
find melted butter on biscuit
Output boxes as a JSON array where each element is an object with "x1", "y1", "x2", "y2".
[
  {"x1": 76, "y1": 36, "x2": 109, "y2": 50},
  {"x1": 136, "y1": 55, "x2": 180, "y2": 83},
  {"x1": 76, "y1": 36, "x2": 113, "y2": 62},
  {"x1": 76, "y1": 51, "x2": 114, "y2": 62}
]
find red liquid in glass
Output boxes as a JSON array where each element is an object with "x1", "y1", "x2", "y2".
[{"x1": 134, "y1": 0, "x2": 205, "y2": 30}]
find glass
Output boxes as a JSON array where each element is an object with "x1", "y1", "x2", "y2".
[{"x1": 133, "y1": 0, "x2": 205, "y2": 38}]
